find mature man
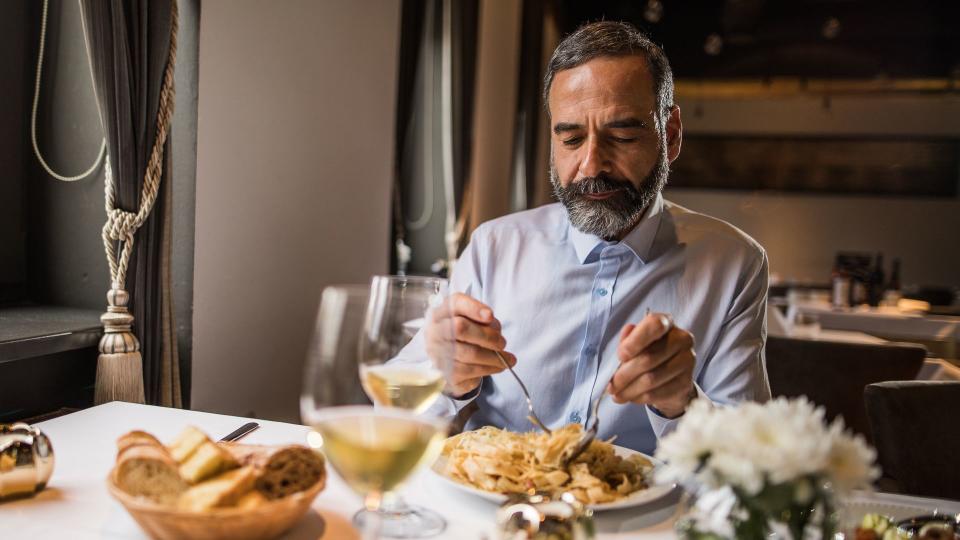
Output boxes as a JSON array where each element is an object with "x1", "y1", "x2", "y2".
[{"x1": 425, "y1": 21, "x2": 770, "y2": 453}]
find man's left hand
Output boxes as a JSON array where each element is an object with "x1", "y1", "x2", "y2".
[{"x1": 607, "y1": 312, "x2": 697, "y2": 418}]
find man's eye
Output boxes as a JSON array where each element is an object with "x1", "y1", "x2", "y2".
[
  {"x1": 611, "y1": 136, "x2": 637, "y2": 143},
  {"x1": 561, "y1": 137, "x2": 583, "y2": 146}
]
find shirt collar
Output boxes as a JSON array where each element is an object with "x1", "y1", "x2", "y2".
[{"x1": 567, "y1": 192, "x2": 665, "y2": 264}]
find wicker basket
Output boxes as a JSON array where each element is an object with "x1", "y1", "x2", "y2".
[{"x1": 106, "y1": 471, "x2": 326, "y2": 540}]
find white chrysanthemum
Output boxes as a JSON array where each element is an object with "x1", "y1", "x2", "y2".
[
  {"x1": 655, "y1": 399, "x2": 718, "y2": 482},
  {"x1": 690, "y1": 486, "x2": 743, "y2": 537},
  {"x1": 824, "y1": 420, "x2": 880, "y2": 492},
  {"x1": 655, "y1": 396, "x2": 878, "y2": 494},
  {"x1": 709, "y1": 452, "x2": 764, "y2": 495}
]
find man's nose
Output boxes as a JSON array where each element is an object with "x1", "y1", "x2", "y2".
[{"x1": 578, "y1": 135, "x2": 611, "y2": 178}]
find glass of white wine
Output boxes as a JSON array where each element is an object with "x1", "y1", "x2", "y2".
[
  {"x1": 301, "y1": 282, "x2": 454, "y2": 539},
  {"x1": 356, "y1": 275, "x2": 453, "y2": 537},
  {"x1": 360, "y1": 275, "x2": 449, "y2": 413}
]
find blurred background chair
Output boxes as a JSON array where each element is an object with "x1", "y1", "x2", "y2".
[
  {"x1": 765, "y1": 336, "x2": 926, "y2": 443},
  {"x1": 865, "y1": 381, "x2": 960, "y2": 500}
]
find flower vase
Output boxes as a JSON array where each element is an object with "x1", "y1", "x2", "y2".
[{"x1": 678, "y1": 478, "x2": 839, "y2": 540}]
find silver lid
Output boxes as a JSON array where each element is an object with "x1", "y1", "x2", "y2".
[{"x1": 496, "y1": 492, "x2": 595, "y2": 540}]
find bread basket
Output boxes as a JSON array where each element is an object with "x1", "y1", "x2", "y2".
[{"x1": 106, "y1": 470, "x2": 325, "y2": 540}]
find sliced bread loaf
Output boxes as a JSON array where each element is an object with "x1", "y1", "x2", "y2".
[
  {"x1": 114, "y1": 445, "x2": 187, "y2": 505},
  {"x1": 167, "y1": 426, "x2": 209, "y2": 463},
  {"x1": 179, "y1": 441, "x2": 239, "y2": 484},
  {"x1": 116, "y1": 430, "x2": 163, "y2": 458},
  {"x1": 177, "y1": 466, "x2": 257, "y2": 511}
]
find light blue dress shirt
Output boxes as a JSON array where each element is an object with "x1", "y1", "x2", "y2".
[{"x1": 418, "y1": 193, "x2": 770, "y2": 454}]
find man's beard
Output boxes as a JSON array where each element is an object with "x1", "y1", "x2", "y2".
[{"x1": 551, "y1": 143, "x2": 669, "y2": 241}]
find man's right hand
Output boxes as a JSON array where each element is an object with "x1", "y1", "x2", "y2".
[{"x1": 425, "y1": 293, "x2": 515, "y2": 397}]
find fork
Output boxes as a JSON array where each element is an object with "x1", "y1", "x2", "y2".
[
  {"x1": 561, "y1": 386, "x2": 604, "y2": 468},
  {"x1": 494, "y1": 350, "x2": 552, "y2": 434}
]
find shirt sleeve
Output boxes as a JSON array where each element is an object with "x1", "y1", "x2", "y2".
[{"x1": 646, "y1": 248, "x2": 771, "y2": 438}]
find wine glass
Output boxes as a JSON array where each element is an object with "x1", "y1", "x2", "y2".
[
  {"x1": 356, "y1": 275, "x2": 453, "y2": 537},
  {"x1": 301, "y1": 284, "x2": 453, "y2": 539},
  {"x1": 359, "y1": 276, "x2": 450, "y2": 414}
]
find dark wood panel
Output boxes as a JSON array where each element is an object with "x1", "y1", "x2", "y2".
[
  {"x1": 0, "y1": 347, "x2": 97, "y2": 423},
  {"x1": 670, "y1": 136, "x2": 959, "y2": 196}
]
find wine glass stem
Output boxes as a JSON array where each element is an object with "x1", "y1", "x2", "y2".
[
  {"x1": 362, "y1": 491, "x2": 384, "y2": 540},
  {"x1": 380, "y1": 491, "x2": 410, "y2": 513}
]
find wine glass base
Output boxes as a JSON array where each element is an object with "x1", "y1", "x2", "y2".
[{"x1": 353, "y1": 505, "x2": 447, "y2": 538}]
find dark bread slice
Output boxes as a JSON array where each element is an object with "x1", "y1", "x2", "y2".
[{"x1": 222, "y1": 443, "x2": 326, "y2": 500}]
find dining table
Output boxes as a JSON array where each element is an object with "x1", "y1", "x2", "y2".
[
  {"x1": 5, "y1": 401, "x2": 960, "y2": 539},
  {"x1": 793, "y1": 303, "x2": 960, "y2": 343}
]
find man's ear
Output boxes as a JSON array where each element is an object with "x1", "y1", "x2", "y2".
[{"x1": 666, "y1": 105, "x2": 682, "y2": 163}]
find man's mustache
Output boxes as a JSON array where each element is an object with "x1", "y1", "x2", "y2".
[{"x1": 564, "y1": 173, "x2": 637, "y2": 196}]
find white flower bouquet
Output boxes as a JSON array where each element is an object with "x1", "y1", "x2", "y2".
[{"x1": 655, "y1": 397, "x2": 879, "y2": 540}]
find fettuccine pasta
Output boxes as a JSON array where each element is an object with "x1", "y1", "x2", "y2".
[{"x1": 441, "y1": 424, "x2": 652, "y2": 504}]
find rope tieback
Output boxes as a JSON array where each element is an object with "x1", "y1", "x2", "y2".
[
  {"x1": 98, "y1": 0, "x2": 174, "y2": 291},
  {"x1": 100, "y1": 163, "x2": 162, "y2": 289},
  {"x1": 93, "y1": 0, "x2": 179, "y2": 406}
]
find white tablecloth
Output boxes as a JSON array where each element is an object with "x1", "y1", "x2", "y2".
[
  {"x1": 5, "y1": 402, "x2": 681, "y2": 539},
  {"x1": 6, "y1": 402, "x2": 959, "y2": 539}
]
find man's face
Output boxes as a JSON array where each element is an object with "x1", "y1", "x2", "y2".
[{"x1": 548, "y1": 55, "x2": 680, "y2": 240}]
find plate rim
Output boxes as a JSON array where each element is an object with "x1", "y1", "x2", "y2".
[
  {"x1": 838, "y1": 498, "x2": 953, "y2": 530},
  {"x1": 430, "y1": 441, "x2": 678, "y2": 511}
]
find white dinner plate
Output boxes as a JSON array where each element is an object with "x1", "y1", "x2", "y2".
[
  {"x1": 838, "y1": 495, "x2": 950, "y2": 532},
  {"x1": 430, "y1": 443, "x2": 678, "y2": 512}
]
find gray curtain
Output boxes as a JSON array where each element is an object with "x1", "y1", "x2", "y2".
[
  {"x1": 393, "y1": 0, "x2": 478, "y2": 275},
  {"x1": 80, "y1": 0, "x2": 181, "y2": 407},
  {"x1": 393, "y1": 0, "x2": 560, "y2": 275}
]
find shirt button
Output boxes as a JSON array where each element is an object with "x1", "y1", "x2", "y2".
[
  {"x1": 569, "y1": 411, "x2": 582, "y2": 423},
  {"x1": 597, "y1": 288, "x2": 608, "y2": 296},
  {"x1": 584, "y1": 346, "x2": 596, "y2": 356}
]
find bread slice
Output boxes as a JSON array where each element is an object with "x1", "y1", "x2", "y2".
[
  {"x1": 179, "y1": 441, "x2": 239, "y2": 484},
  {"x1": 116, "y1": 430, "x2": 164, "y2": 457},
  {"x1": 235, "y1": 489, "x2": 268, "y2": 510},
  {"x1": 168, "y1": 426, "x2": 209, "y2": 463},
  {"x1": 223, "y1": 443, "x2": 326, "y2": 499},
  {"x1": 115, "y1": 445, "x2": 187, "y2": 505},
  {"x1": 177, "y1": 466, "x2": 256, "y2": 511}
]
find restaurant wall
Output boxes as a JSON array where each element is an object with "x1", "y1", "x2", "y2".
[
  {"x1": 667, "y1": 94, "x2": 960, "y2": 289},
  {"x1": 0, "y1": 2, "x2": 28, "y2": 292},
  {"x1": 665, "y1": 188, "x2": 960, "y2": 288},
  {"x1": 192, "y1": 0, "x2": 399, "y2": 422},
  {"x1": 22, "y1": 0, "x2": 110, "y2": 309}
]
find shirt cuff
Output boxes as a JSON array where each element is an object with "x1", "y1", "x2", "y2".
[
  {"x1": 431, "y1": 378, "x2": 484, "y2": 418},
  {"x1": 448, "y1": 378, "x2": 483, "y2": 409},
  {"x1": 645, "y1": 382, "x2": 707, "y2": 439}
]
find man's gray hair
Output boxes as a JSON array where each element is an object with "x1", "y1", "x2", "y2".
[{"x1": 543, "y1": 21, "x2": 675, "y2": 134}]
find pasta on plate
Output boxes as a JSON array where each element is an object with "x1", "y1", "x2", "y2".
[{"x1": 441, "y1": 424, "x2": 653, "y2": 505}]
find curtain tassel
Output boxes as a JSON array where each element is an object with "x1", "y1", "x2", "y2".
[{"x1": 94, "y1": 287, "x2": 146, "y2": 404}]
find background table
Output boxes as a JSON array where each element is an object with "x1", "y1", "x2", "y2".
[
  {"x1": 793, "y1": 303, "x2": 960, "y2": 360},
  {"x1": 5, "y1": 402, "x2": 959, "y2": 539}
]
